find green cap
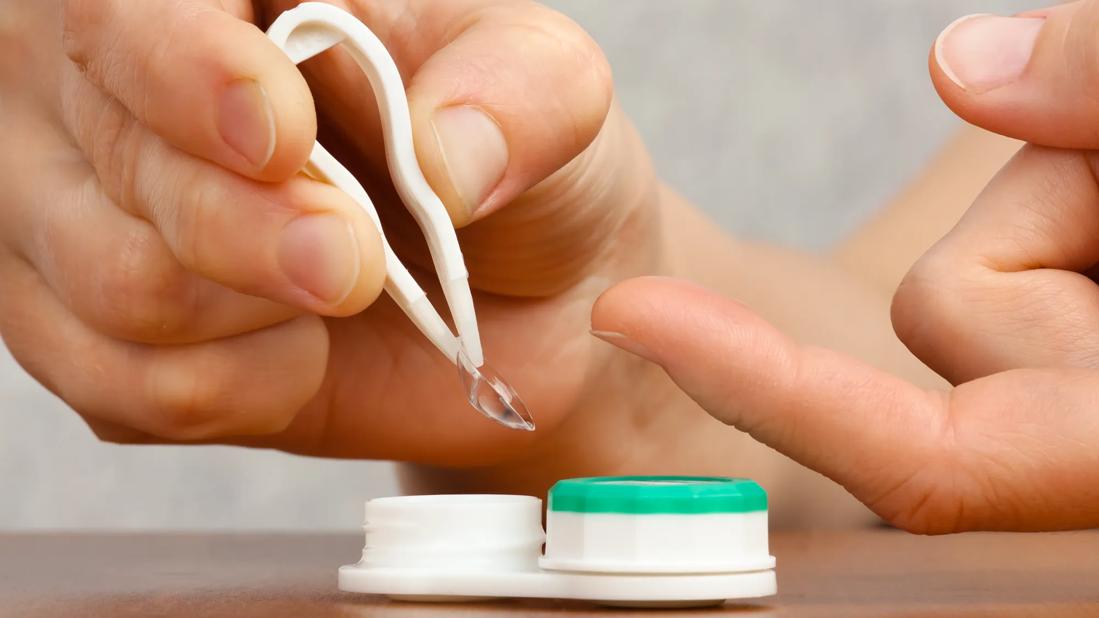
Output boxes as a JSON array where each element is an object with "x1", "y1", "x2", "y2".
[{"x1": 547, "y1": 476, "x2": 767, "y2": 515}]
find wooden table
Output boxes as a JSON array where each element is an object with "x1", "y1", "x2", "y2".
[{"x1": 3, "y1": 529, "x2": 1098, "y2": 617}]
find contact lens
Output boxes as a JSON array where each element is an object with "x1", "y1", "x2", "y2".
[{"x1": 457, "y1": 349, "x2": 535, "y2": 431}]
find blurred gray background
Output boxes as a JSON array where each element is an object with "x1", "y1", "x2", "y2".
[{"x1": 0, "y1": 0, "x2": 1030, "y2": 529}]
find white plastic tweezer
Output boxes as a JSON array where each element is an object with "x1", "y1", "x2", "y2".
[
  {"x1": 266, "y1": 2, "x2": 483, "y2": 368},
  {"x1": 266, "y1": 4, "x2": 535, "y2": 432}
]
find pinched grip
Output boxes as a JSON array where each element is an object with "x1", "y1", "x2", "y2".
[{"x1": 266, "y1": 2, "x2": 483, "y2": 367}]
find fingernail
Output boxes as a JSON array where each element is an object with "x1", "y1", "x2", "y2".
[
  {"x1": 935, "y1": 14, "x2": 1044, "y2": 93},
  {"x1": 431, "y1": 106, "x2": 508, "y2": 219},
  {"x1": 591, "y1": 329, "x2": 655, "y2": 361},
  {"x1": 218, "y1": 79, "x2": 276, "y2": 168},
  {"x1": 278, "y1": 215, "x2": 360, "y2": 305}
]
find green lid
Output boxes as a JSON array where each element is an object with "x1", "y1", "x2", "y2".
[{"x1": 547, "y1": 476, "x2": 767, "y2": 515}]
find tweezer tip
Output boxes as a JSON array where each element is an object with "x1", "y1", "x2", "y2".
[{"x1": 506, "y1": 412, "x2": 536, "y2": 432}]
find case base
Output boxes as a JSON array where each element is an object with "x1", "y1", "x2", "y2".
[{"x1": 338, "y1": 564, "x2": 777, "y2": 608}]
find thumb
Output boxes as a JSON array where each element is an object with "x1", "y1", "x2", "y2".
[
  {"x1": 261, "y1": 0, "x2": 613, "y2": 225},
  {"x1": 590, "y1": 276, "x2": 1099, "y2": 533},
  {"x1": 404, "y1": 3, "x2": 613, "y2": 226},
  {"x1": 931, "y1": 0, "x2": 1099, "y2": 148},
  {"x1": 260, "y1": 0, "x2": 625, "y2": 296}
]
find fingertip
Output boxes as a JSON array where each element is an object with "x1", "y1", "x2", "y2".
[
  {"x1": 591, "y1": 276, "x2": 677, "y2": 334},
  {"x1": 271, "y1": 179, "x2": 387, "y2": 317},
  {"x1": 229, "y1": 25, "x2": 317, "y2": 182},
  {"x1": 162, "y1": 169, "x2": 383, "y2": 319},
  {"x1": 324, "y1": 200, "x2": 388, "y2": 317},
  {"x1": 927, "y1": 15, "x2": 1012, "y2": 132},
  {"x1": 593, "y1": 276, "x2": 744, "y2": 333},
  {"x1": 928, "y1": 32, "x2": 960, "y2": 102},
  {"x1": 406, "y1": 6, "x2": 613, "y2": 224},
  {"x1": 931, "y1": 14, "x2": 987, "y2": 94}
]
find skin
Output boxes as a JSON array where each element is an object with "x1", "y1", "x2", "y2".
[
  {"x1": 594, "y1": 0, "x2": 1099, "y2": 532},
  {"x1": 1, "y1": 0, "x2": 636, "y2": 465},
  {"x1": 3, "y1": 0, "x2": 1095, "y2": 532}
]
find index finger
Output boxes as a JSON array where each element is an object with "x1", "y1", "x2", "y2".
[{"x1": 592, "y1": 276, "x2": 1099, "y2": 533}]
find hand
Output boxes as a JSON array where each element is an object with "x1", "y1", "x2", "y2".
[
  {"x1": 592, "y1": 1, "x2": 1099, "y2": 533},
  {"x1": 0, "y1": 0, "x2": 658, "y2": 469}
]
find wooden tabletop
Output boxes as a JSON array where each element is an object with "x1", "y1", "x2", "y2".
[{"x1": 3, "y1": 529, "x2": 1098, "y2": 617}]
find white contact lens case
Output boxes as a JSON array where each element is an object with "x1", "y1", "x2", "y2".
[{"x1": 338, "y1": 476, "x2": 777, "y2": 607}]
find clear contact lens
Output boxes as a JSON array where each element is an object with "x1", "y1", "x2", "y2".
[{"x1": 457, "y1": 349, "x2": 535, "y2": 432}]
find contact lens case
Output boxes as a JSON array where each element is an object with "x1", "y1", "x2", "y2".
[{"x1": 338, "y1": 476, "x2": 777, "y2": 607}]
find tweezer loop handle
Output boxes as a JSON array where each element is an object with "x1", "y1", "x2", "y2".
[{"x1": 266, "y1": 2, "x2": 484, "y2": 367}]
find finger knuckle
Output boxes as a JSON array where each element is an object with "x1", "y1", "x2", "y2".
[
  {"x1": 137, "y1": 14, "x2": 190, "y2": 120},
  {"x1": 145, "y1": 352, "x2": 299, "y2": 440},
  {"x1": 891, "y1": 252, "x2": 967, "y2": 351},
  {"x1": 145, "y1": 359, "x2": 231, "y2": 440},
  {"x1": 63, "y1": 0, "x2": 137, "y2": 90},
  {"x1": 61, "y1": 0, "x2": 103, "y2": 68},
  {"x1": 96, "y1": 229, "x2": 198, "y2": 341},
  {"x1": 165, "y1": 167, "x2": 222, "y2": 273},
  {"x1": 62, "y1": 369, "x2": 125, "y2": 432},
  {"x1": 0, "y1": 5, "x2": 35, "y2": 77},
  {"x1": 80, "y1": 95, "x2": 146, "y2": 212}
]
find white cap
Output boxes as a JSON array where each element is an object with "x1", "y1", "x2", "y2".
[{"x1": 359, "y1": 495, "x2": 544, "y2": 572}]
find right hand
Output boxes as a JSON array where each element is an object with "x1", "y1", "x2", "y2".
[{"x1": 0, "y1": 0, "x2": 661, "y2": 472}]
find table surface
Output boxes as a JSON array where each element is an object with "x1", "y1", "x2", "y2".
[{"x1": 3, "y1": 529, "x2": 1098, "y2": 617}]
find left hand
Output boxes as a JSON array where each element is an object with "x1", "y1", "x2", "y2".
[{"x1": 592, "y1": 0, "x2": 1099, "y2": 534}]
